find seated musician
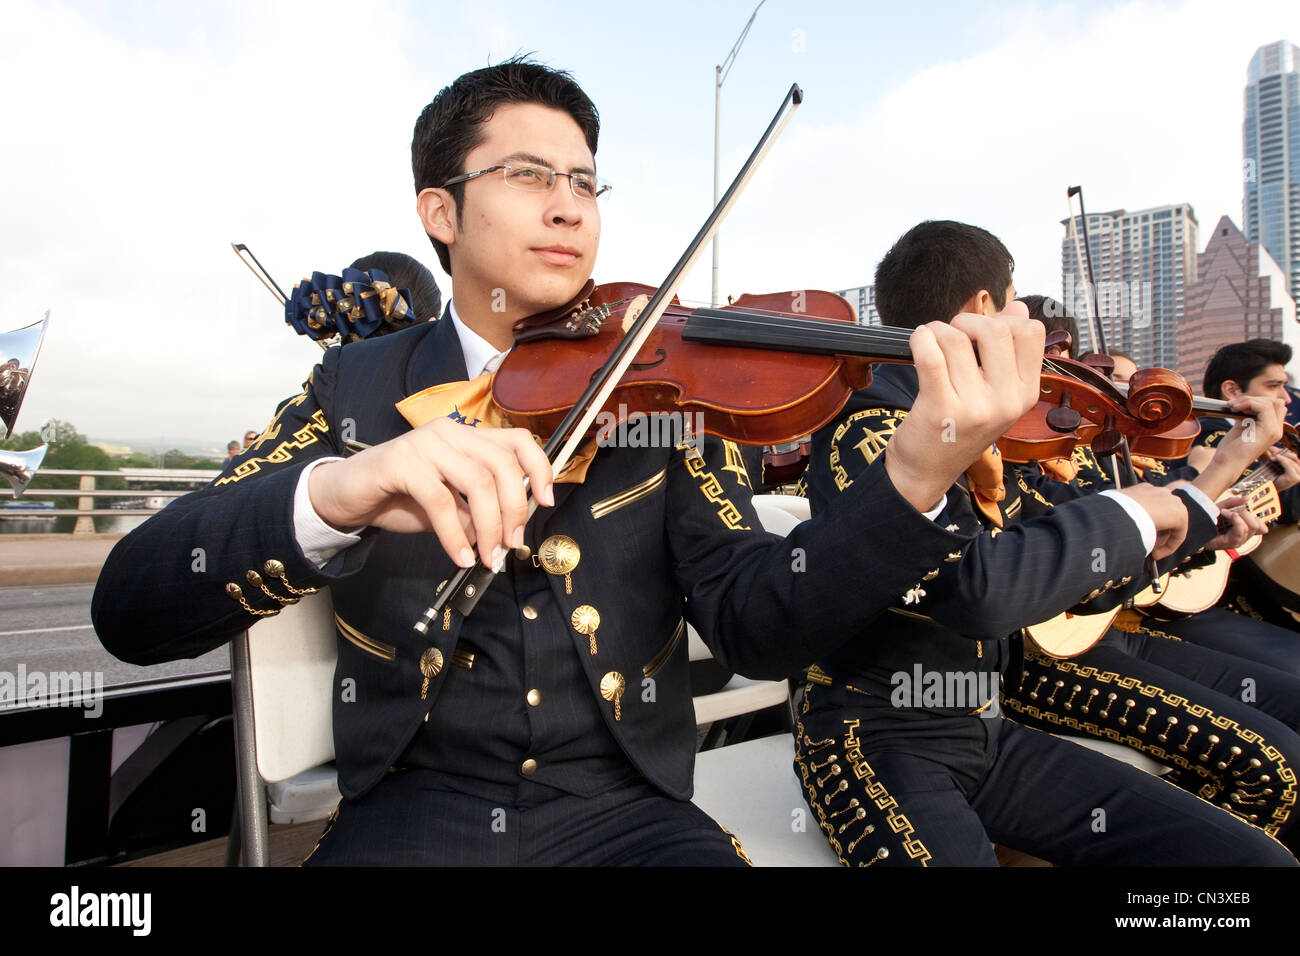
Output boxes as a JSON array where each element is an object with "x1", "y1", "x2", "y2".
[
  {"x1": 91, "y1": 60, "x2": 1047, "y2": 866},
  {"x1": 796, "y1": 219, "x2": 1296, "y2": 866},
  {"x1": 997, "y1": 297, "x2": 1300, "y2": 853},
  {"x1": 1191, "y1": 340, "x2": 1300, "y2": 636}
]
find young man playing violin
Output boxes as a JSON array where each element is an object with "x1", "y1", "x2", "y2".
[
  {"x1": 92, "y1": 60, "x2": 1050, "y2": 865},
  {"x1": 796, "y1": 219, "x2": 1297, "y2": 866}
]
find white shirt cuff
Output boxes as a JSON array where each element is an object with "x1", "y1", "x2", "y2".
[
  {"x1": 1098, "y1": 489, "x2": 1157, "y2": 555},
  {"x1": 1175, "y1": 482, "x2": 1220, "y2": 524},
  {"x1": 295, "y1": 457, "x2": 362, "y2": 567}
]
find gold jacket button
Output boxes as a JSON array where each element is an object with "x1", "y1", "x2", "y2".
[
  {"x1": 526, "y1": 689, "x2": 541, "y2": 707},
  {"x1": 520, "y1": 758, "x2": 538, "y2": 776},
  {"x1": 538, "y1": 535, "x2": 581, "y2": 575},
  {"x1": 419, "y1": 647, "x2": 444, "y2": 678},
  {"x1": 539, "y1": 535, "x2": 580, "y2": 593},
  {"x1": 522, "y1": 605, "x2": 539, "y2": 621},
  {"x1": 514, "y1": 545, "x2": 532, "y2": 561}
]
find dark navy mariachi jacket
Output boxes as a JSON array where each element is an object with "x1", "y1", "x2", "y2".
[
  {"x1": 92, "y1": 315, "x2": 968, "y2": 800},
  {"x1": 802, "y1": 365, "x2": 1214, "y2": 706}
]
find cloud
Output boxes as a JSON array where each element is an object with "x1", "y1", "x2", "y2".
[
  {"x1": 2, "y1": 0, "x2": 441, "y2": 443},
  {"x1": 2, "y1": 0, "x2": 1294, "y2": 446},
  {"x1": 692, "y1": 0, "x2": 1292, "y2": 311}
]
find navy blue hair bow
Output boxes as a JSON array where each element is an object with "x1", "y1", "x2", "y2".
[{"x1": 285, "y1": 268, "x2": 419, "y2": 341}]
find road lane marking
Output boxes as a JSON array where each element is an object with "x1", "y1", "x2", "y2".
[{"x1": 0, "y1": 624, "x2": 95, "y2": 637}]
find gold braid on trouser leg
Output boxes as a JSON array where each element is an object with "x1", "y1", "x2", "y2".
[
  {"x1": 1003, "y1": 648, "x2": 1298, "y2": 839},
  {"x1": 793, "y1": 684, "x2": 932, "y2": 867},
  {"x1": 300, "y1": 804, "x2": 341, "y2": 866}
]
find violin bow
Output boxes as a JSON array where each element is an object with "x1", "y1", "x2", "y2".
[
  {"x1": 1067, "y1": 185, "x2": 1162, "y2": 591},
  {"x1": 231, "y1": 242, "x2": 331, "y2": 352},
  {"x1": 1066, "y1": 186, "x2": 1106, "y2": 356},
  {"x1": 416, "y1": 83, "x2": 805, "y2": 633}
]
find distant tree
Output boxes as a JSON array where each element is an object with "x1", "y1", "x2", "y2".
[
  {"x1": 119, "y1": 451, "x2": 157, "y2": 469},
  {"x1": 2, "y1": 420, "x2": 124, "y2": 532}
]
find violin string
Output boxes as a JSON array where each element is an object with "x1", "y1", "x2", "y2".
[
  {"x1": 581, "y1": 295, "x2": 918, "y2": 353},
  {"x1": 574, "y1": 291, "x2": 923, "y2": 342},
  {"x1": 685, "y1": 309, "x2": 915, "y2": 343},
  {"x1": 599, "y1": 293, "x2": 916, "y2": 338}
]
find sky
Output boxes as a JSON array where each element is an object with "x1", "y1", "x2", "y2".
[{"x1": 2, "y1": 0, "x2": 1295, "y2": 451}]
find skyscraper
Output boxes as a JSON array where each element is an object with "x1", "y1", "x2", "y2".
[
  {"x1": 1060, "y1": 204, "x2": 1198, "y2": 370},
  {"x1": 833, "y1": 284, "x2": 881, "y2": 326},
  {"x1": 1243, "y1": 40, "x2": 1300, "y2": 306},
  {"x1": 1179, "y1": 216, "x2": 1298, "y2": 392}
]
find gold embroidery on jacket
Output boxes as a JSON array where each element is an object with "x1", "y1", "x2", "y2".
[
  {"x1": 334, "y1": 614, "x2": 397, "y2": 662},
  {"x1": 684, "y1": 448, "x2": 749, "y2": 530},
  {"x1": 589, "y1": 467, "x2": 667, "y2": 519},
  {"x1": 828, "y1": 407, "x2": 905, "y2": 491},
  {"x1": 642, "y1": 618, "x2": 685, "y2": 678},
  {"x1": 216, "y1": 409, "x2": 330, "y2": 485}
]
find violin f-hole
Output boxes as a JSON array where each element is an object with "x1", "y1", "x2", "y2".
[{"x1": 590, "y1": 349, "x2": 667, "y2": 382}]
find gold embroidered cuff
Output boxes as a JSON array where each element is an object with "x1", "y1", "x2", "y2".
[
  {"x1": 225, "y1": 582, "x2": 279, "y2": 617},
  {"x1": 246, "y1": 569, "x2": 300, "y2": 605},
  {"x1": 262, "y1": 558, "x2": 320, "y2": 597}
]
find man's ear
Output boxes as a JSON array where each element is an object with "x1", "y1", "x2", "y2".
[
  {"x1": 416, "y1": 188, "x2": 456, "y2": 246},
  {"x1": 956, "y1": 289, "x2": 997, "y2": 318},
  {"x1": 1221, "y1": 379, "x2": 1244, "y2": 400}
]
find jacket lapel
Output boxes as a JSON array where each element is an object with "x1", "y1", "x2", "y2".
[
  {"x1": 402, "y1": 307, "x2": 595, "y2": 519},
  {"x1": 404, "y1": 306, "x2": 470, "y2": 396}
]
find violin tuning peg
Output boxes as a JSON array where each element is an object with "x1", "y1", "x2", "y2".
[{"x1": 1045, "y1": 404, "x2": 1082, "y2": 434}]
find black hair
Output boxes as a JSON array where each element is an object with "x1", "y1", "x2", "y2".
[
  {"x1": 1018, "y1": 294, "x2": 1078, "y2": 359},
  {"x1": 874, "y1": 220, "x2": 1014, "y2": 329},
  {"x1": 348, "y1": 251, "x2": 443, "y2": 324},
  {"x1": 1203, "y1": 339, "x2": 1293, "y2": 398},
  {"x1": 411, "y1": 56, "x2": 600, "y2": 275}
]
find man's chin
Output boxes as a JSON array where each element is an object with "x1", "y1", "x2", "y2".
[{"x1": 530, "y1": 272, "x2": 595, "y2": 314}]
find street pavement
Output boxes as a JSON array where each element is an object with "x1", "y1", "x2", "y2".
[{"x1": 0, "y1": 582, "x2": 228, "y2": 693}]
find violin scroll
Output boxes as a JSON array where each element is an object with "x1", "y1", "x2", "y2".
[{"x1": 1124, "y1": 367, "x2": 1194, "y2": 433}]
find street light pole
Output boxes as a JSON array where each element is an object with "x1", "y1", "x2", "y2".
[{"x1": 712, "y1": 0, "x2": 765, "y2": 307}]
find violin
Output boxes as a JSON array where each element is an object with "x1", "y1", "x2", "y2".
[
  {"x1": 997, "y1": 356, "x2": 1196, "y2": 464},
  {"x1": 494, "y1": 281, "x2": 1226, "y2": 458},
  {"x1": 493, "y1": 280, "x2": 887, "y2": 447},
  {"x1": 997, "y1": 345, "x2": 1264, "y2": 465}
]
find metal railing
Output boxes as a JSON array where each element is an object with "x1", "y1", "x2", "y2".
[{"x1": 1, "y1": 467, "x2": 219, "y2": 534}]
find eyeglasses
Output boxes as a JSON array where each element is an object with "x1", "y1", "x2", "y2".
[{"x1": 440, "y1": 162, "x2": 611, "y2": 201}]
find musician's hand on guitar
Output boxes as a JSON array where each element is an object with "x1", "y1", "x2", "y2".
[
  {"x1": 1192, "y1": 395, "x2": 1287, "y2": 500},
  {"x1": 1202, "y1": 496, "x2": 1267, "y2": 552},
  {"x1": 308, "y1": 417, "x2": 555, "y2": 568},
  {"x1": 1270, "y1": 446, "x2": 1300, "y2": 493},
  {"x1": 886, "y1": 304, "x2": 1044, "y2": 513},
  {"x1": 1112, "y1": 482, "x2": 1189, "y2": 560}
]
